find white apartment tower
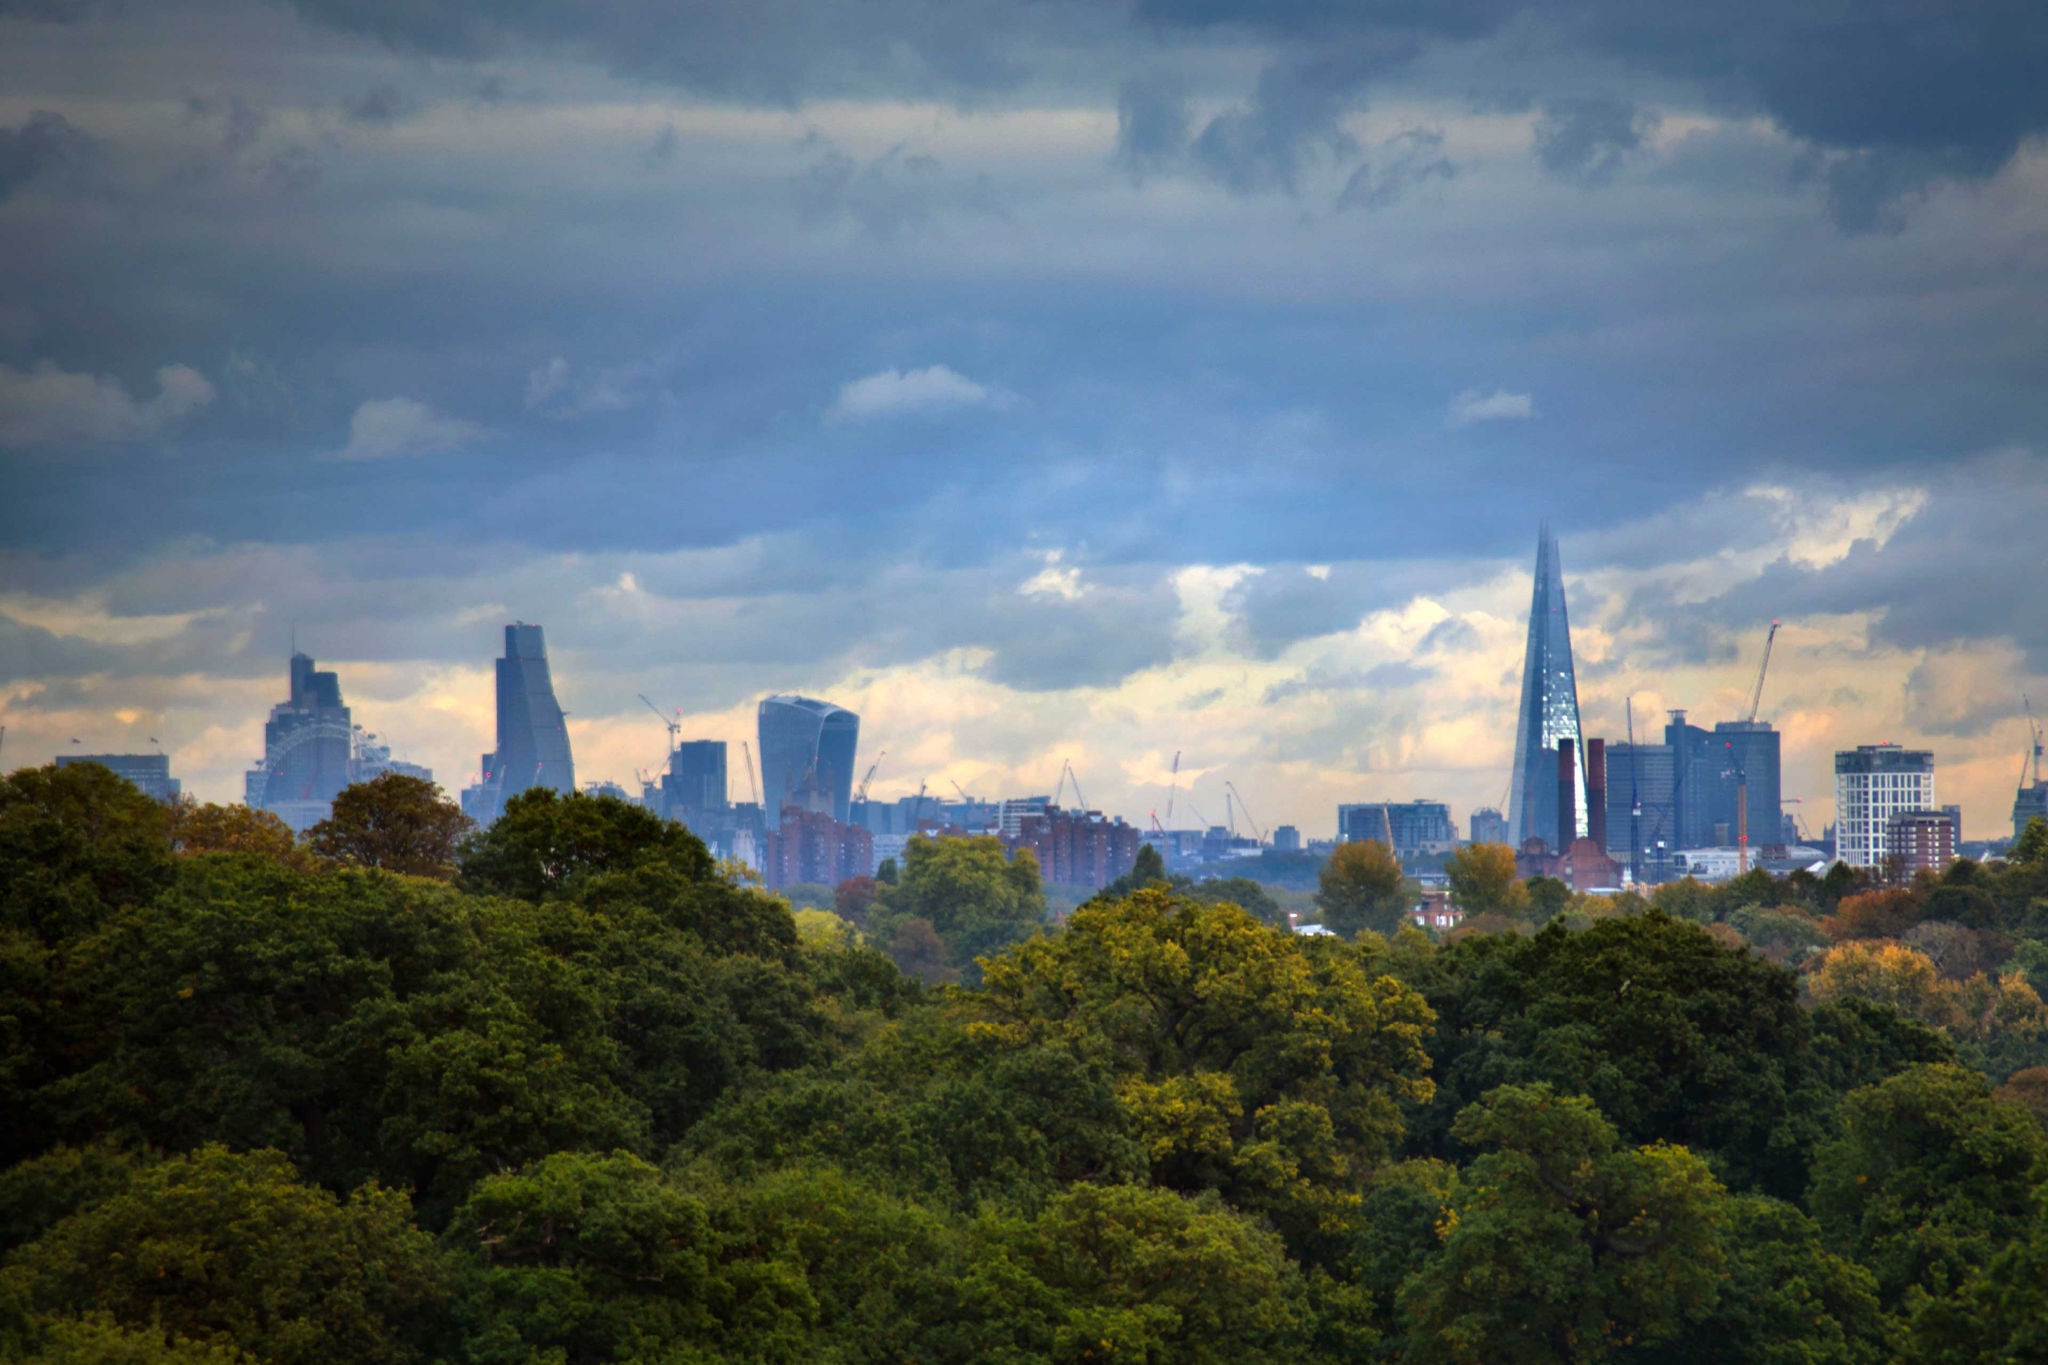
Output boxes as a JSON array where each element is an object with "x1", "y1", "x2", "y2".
[{"x1": 1834, "y1": 744, "x2": 1936, "y2": 869}]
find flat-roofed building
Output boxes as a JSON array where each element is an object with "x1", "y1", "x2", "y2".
[{"x1": 1834, "y1": 744, "x2": 1936, "y2": 869}]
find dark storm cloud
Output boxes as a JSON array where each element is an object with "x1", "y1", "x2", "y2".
[
  {"x1": 257, "y1": 0, "x2": 2048, "y2": 227},
  {"x1": 0, "y1": 111, "x2": 96, "y2": 199},
  {"x1": 1532, "y1": 97, "x2": 1657, "y2": 185},
  {"x1": 1335, "y1": 127, "x2": 1453, "y2": 210},
  {"x1": 1112, "y1": 77, "x2": 1189, "y2": 183}
]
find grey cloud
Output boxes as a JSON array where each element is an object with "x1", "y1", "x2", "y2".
[
  {"x1": 344, "y1": 84, "x2": 410, "y2": 124},
  {"x1": 1190, "y1": 47, "x2": 1380, "y2": 195},
  {"x1": 0, "y1": 111, "x2": 97, "y2": 199},
  {"x1": 1112, "y1": 77, "x2": 1190, "y2": 183},
  {"x1": 1533, "y1": 96, "x2": 1658, "y2": 185},
  {"x1": 1336, "y1": 127, "x2": 1453, "y2": 210},
  {"x1": 793, "y1": 138, "x2": 1000, "y2": 238},
  {"x1": 1224, "y1": 560, "x2": 1487, "y2": 659}
]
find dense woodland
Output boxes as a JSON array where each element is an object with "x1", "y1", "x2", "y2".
[{"x1": 4, "y1": 761, "x2": 2048, "y2": 1363}]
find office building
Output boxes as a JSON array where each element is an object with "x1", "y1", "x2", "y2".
[
  {"x1": 1340, "y1": 801, "x2": 1457, "y2": 858},
  {"x1": 1834, "y1": 744, "x2": 1936, "y2": 869},
  {"x1": 246, "y1": 652, "x2": 356, "y2": 831},
  {"x1": 1507, "y1": 526, "x2": 1588, "y2": 847},
  {"x1": 1886, "y1": 810, "x2": 1956, "y2": 876},
  {"x1": 56, "y1": 752, "x2": 181, "y2": 803},
  {"x1": 662, "y1": 740, "x2": 729, "y2": 828},
  {"x1": 1602, "y1": 741, "x2": 1676, "y2": 879},
  {"x1": 1712, "y1": 720, "x2": 1782, "y2": 851},
  {"x1": 757, "y1": 695, "x2": 859, "y2": 822},
  {"x1": 1469, "y1": 807, "x2": 1509, "y2": 846},
  {"x1": 462, "y1": 624, "x2": 576, "y2": 825},
  {"x1": 1271, "y1": 824, "x2": 1302, "y2": 853},
  {"x1": 2018, "y1": 782, "x2": 2048, "y2": 844}
]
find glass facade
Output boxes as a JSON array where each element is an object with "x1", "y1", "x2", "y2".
[
  {"x1": 467, "y1": 624, "x2": 576, "y2": 824},
  {"x1": 246, "y1": 651, "x2": 355, "y2": 831},
  {"x1": 757, "y1": 695, "x2": 860, "y2": 822},
  {"x1": 1507, "y1": 527, "x2": 1587, "y2": 848}
]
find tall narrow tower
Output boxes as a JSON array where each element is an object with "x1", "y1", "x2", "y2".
[
  {"x1": 1507, "y1": 525, "x2": 1588, "y2": 849},
  {"x1": 464, "y1": 623, "x2": 575, "y2": 824}
]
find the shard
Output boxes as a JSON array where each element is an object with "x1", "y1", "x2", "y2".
[
  {"x1": 1507, "y1": 526, "x2": 1588, "y2": 849},
  {"x1": 464, "y1": 623, "x2": 576, "y2": 823}
]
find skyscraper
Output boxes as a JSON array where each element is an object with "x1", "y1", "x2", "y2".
[
  {"x1": 757, "y1": 695, "x2": 859, "y2": 822},
  {"x1": 1507, "y1": 526, "x2": 1587, "y2": 849},
  {"x1": 464, "y1": 624, "x2": 575, "y2": 824},
  {"x1": 1834, "y1": 744, "x2": 1936, "y2": 869},
  {"x1": 247, "y1": 652, "x2": 355, "y2": 831},
  {"x1": 57, "y1": 753, "x2": 182, "y2": 803}
]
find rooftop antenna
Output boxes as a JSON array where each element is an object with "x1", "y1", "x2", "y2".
[
  {"x1": 1626, "y1": 697, "x2": 1643, "y2": 887},
  {"x1": 2026, "y1": 695, "x2": 2044, "y2": 788}
]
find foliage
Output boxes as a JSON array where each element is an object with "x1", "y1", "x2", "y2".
[
  {"x1": 305, "y1": 773, "x2": 474, "y2": 879},
  {"x1": 168, "y1": 800, "x2": 309, "y2": 868},
  {"x1": 1401, "y1": 1085, "x2": 1726, "y2": 1363},
  {"x1": 1444, "y1": 842, "x2": 1527, "y2": 919},
  {"x1": 0, "y1": 1145, "x2": 449, "y2": 1365},
  {"x1": 1315, "y1": 839, "x2": 1407, "y2": 937},
  {"x1": 1810, "y1": 1063, "x2": 2048, "y2": 1306},
  {"x1": 875, "y1": 833, "x2": 1045, "y2": 972},
  {"x1": 458, "y1": 787, "x2": 713, "y2": 901},
  {"x1": 974, "y1": 889, "x2": 1433, "y2": 1252},
  {"x1": 8, "y1": 763, "x2": 2048, "y2": 1363}
]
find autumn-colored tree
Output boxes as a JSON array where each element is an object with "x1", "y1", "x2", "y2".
[
  {"x1": 1808, "y1": 940, "x2": 1957, "y2": 1031},
  {"x1": 833, "y1": 874, "x2": 878, "y2": 926},
  {"x1": 1444, "y1": 842, "x2": 1528, "y2": 920},
  {"x1": 1824, "y1": 887, "x2": 1922, "y2": 941},
  {"x1": 168, "y1": 801, "x2": 309, "y2": 869},
  {"x1": 306, "y1": 773, "x2": 473, "y2": 879},
  {"x1": 1994, "y1": 1066, "x2": 2048, "y2": 1123},
  {"x1": 1315, "y1": 839, "x2": 1408, "y2": 937}
]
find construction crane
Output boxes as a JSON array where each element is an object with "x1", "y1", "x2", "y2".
[
  {"x1": 1053, "y1": 759, "x2": 1088, "y2": 813},
  {"x1": 1184, "y1": 795, "x2": 1212, "y2": 829},
  {"x1": 1224, "y1": 780, "x2": 1265, "y2": 843},
  {"x1": 950, "y1": 778, "x2": 971, "y2": 803},
  {"x1": 854, "y1": 750, "x2": 886, "y2": 803},
  {"x1": 637, "y1": 695, "x2": 679, "y2": 753},
  {"x1": 1165, "y1": 750, "x2": 1181, "y2": 827},
  {"x1": 1746, "y1": 620, "x2": 1781, "y2": 723},
  {"x1": 739, "y1": 741, "x2": 760, "y2": 806}
]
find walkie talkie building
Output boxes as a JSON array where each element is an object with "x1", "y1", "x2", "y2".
[
  {"x1": 758, "y1": 695, "x2": 860, "y2": 822},
  {"x1": 1507, "y1": 526, "x2": 1588, "y2": 850}
]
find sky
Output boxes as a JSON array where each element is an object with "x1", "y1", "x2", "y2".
[{"x1": 2, "y1": 0, "x2": 2046, "y2": 841}]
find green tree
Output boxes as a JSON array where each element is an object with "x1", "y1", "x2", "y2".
[
  {"x1": 1411, "y1": 912, "x2": 1832, "y2": 1198},
  {"x1": 1400, "y1": 1085, "x2": 1726, "y2": 1364},
  {"x1": 975, "y1": 889, "x2": 1434, "y2": 1251},
  {"x1": 969, "y1": 1184, "x2": 1299, "y2": 1364},
  {"x1": 1810, "y1": 1063, "x2": 2048, "y2": 1306},
  {"x1": 0, "y1": 762, "x2": 175, "y2": 946},
  {"x1": 0, "y1": 1146, "x2": 449, "y2": 1365},
  {"x1": 1095, "y1": 842, "x2": 1168, "y2": 901},
  {"x1": 448, "y1": 1150, "x2": 716, "y2": 1364},
  {"x1": 305, "y1": 773, "x2": 473, "y2": 878},
  {"x1": 1316, "y1": 839, "x2": 1407, "y2": 937},
  {"x1": 1445, "y1": 842, "x2": 1528, "y2": 919},
  {"x1": 2012, "y1": 815, "x2": 2048, "y2": 868},
  {"x1": 459, "y1": 787, "x2": 713, "y2": 901},
  {"x1": 884, "y1": 834, "x2": 1045, "y2": 969},
  {"x1": 12, "y1": 1316, "x2": 254, "y2": 1364},
  {"x1": 1524, "y1": 875, "x2": 1572, "y2": 926}
]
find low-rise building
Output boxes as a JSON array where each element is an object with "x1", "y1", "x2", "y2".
[{"x1": 55, "y1": 752, "x2": 182, "y2": 803}]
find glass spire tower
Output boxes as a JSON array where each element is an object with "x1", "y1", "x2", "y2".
[{"x1": 1507, "y1": 525, "x2": 1588, "y2": 849}]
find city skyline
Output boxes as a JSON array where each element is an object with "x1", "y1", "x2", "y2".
[{"x1": 11, "y1": 547, "x2": 2036, "y2": 846}]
